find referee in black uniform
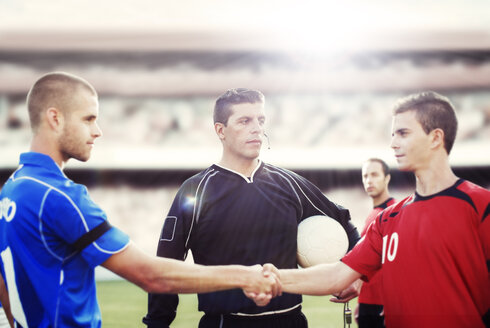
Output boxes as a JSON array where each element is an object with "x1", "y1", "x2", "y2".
[{"x1": 143, "y1": 88, "x2": 360, "y2": 328}]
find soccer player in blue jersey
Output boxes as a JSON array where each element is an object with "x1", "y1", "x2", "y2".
[
  {"x1": 144, "y1": 88, "x2": 360, "y2": 328},
  {"x1": 0, "y1": 72, "x2": 281, "y2": 328}
]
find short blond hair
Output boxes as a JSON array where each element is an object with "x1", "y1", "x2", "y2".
[{"x1": 26, "y1": 72, "x2": 97, "y2": 131}]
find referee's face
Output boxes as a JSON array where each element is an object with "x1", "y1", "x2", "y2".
[{"x1": 220, "y1": 102, "x2": 266, "y2": 162}]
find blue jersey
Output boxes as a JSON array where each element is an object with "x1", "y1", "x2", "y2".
[{"x1": 0, "y1": 152, "x2": 129, "y2": 328}]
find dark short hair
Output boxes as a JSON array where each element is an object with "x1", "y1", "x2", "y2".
[
  {"x1": 27, "y1": 72, "x2": 97, "y2": 131},
  {"x1": 365, "y1": 158, "x2": 390, "y2": 176},
  {"x1": 393, "y1": 91, "x2": 458, "y2": 154},
  {"x1": 213, "y1": 88, "x2": 265, "y2": 125}
]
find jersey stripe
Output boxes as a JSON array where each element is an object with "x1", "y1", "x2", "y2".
[
  {"x1": 184, "y1": 168, "x2": 218, "y2": 250},
  {"x1": 38, "y1": 188, "x2": 68, "y2": 261},
  {"x1": 483, "y1": 203, "x2": 489, "y2": 223},
  {"x1": 267, "y1": 165, "x2": 329, "y2": 218},
  {"x1": 231, "y1": 303, "x2": 302, "y2": 317},
  {"x1": 413, "y1": 179, "x2": 477, "y2": 213},
  {"x1": 263, "y1": 167, "x2": 303, "y2": 217}
]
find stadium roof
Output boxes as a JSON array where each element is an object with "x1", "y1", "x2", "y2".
[{"x1": 1, "y1": 0, "x2": 490, "y2": 52}]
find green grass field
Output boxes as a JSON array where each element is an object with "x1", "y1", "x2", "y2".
[{"x1": 97, "y1": 280, "x2": 355, "y2": 328}]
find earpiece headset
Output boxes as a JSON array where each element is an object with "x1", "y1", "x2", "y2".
[{"x1": 264, "y1": 133, "x2": 270, "y2": 150}]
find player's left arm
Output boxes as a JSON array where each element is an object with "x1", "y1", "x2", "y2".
[
  {"x1": 290, "y1": 172, "x2": 360, "y2": 250},
  {"x1": 0, "y1": 274, "x2": 14, "y2": 327}
]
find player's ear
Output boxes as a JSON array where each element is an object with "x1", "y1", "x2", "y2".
[
  {"x1": 45, "y1": 107, "x2": 64, "y2": 132},
  {"x1": 385, "y1": 173, "x2": 391, "y2": 185},
  {"x1": 214, "y1": 122, "x2": 225, "y2": 140},
  {"x1": 429, "y1": 128, "x2": 444, "y2": 150}
]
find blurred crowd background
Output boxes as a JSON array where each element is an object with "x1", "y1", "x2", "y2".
[{"x1": 0, "y1": 1, "x2": 489, "y2": 263}]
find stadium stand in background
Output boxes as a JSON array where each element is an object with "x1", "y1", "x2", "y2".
[{"x1": 0, "y1": 30, "x2": 489, "y2": 256}]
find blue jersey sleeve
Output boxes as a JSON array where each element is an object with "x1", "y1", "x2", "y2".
[{"x1": 42, "y1": 184, "x2": 129, "y2": 268}]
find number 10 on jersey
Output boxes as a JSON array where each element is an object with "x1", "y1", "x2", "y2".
[{"x1": 382, "y1": 233, "x2": 399, "y2": 264}]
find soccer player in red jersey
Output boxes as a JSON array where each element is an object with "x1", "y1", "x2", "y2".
[
  {"x1": 361, "y1": 158, "x2": 396, "y2": 239},
  {"x1": 330, "y1": 158, "x2": 396, "y2": 327},
  {"x1": 265, "y1": 91, "x2": 490, "y2": 328},
  {"x1": 358, "y1": 158, "x2": 395, "y2": 327}
]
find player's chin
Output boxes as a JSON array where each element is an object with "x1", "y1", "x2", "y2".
[
  {"x1": 397, "y1": 165, "x2": 412, "y2": 172},
  {"x1": 74, "y1": 152, "x2": 91, "y2": 162},
  {"x1": 395, "y1": 159, "x2": 410, "y2": 171},
  {"x1": 366, "y1": 189, "x2": 376, "y2": 196}
]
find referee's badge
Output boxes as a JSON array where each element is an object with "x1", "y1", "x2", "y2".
[{"x1": 160, "y1": 216, "x2": 177, "y2": 241}]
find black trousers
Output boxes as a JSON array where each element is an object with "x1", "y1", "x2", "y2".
[
  {"x1": 199, "y1": 308, "x2": 308, "y2": 328},
  {"x1": 358, "y1": 303, "x2": 385, "y2": 328}
]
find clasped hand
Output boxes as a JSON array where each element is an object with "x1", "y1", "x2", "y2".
[{"x1": 242, "y1": 264, "x2": 282, "y2": 306}]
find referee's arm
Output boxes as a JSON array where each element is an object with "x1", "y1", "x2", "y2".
[
  {"x1": 292, "y1": 172, "x2": 361, "y2": 250},
  {"x1": 143, "y1": 183, "x2": 196, "y2": 327}
]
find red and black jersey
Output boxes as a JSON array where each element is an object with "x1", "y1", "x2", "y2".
[
  {"x1": 360, "y1": 197, "x2": 396, "y2": 237},
  {"x1": 358, "y1": 197, "x2": 396, "y2": 305},
  {"x1": 343, "y1": 179, "x2": 490, "y2": 328}
]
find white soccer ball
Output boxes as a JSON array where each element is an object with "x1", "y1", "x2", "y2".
[{"x1": 297, "y1": 215, "x2": 349, "y2": 268}]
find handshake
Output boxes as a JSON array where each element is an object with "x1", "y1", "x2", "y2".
[
  {"x1": 241, "y1": 262, "x2": 359, "y2": 307},
  {"x1": 242, "y1": 263, "x2": 282, "y2": 306}
]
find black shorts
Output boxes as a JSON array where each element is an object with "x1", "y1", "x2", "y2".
[
  {"x1": 199, "y1": 307, "x2": 308, "y2": 328},
  {"x1": 358, "y1": 303, "x2": 385, "y2": 328}
]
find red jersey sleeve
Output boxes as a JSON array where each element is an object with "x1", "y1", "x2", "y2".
[
  {"x1": 475, "y1": 187, "x2": 490, "y2": 273},
  {"x1": 481, "y1": 210, "x2": 490, "y2": 267},
  {"x1": 342, "y1": 212, "x2": 385, "y2": 281}
]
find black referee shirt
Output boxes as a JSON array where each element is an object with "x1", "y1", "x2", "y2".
[{"x1": 144, "y1": 161, "x2": 359, "y2": 327}]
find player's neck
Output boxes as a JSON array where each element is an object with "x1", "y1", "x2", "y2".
[
  {"x1": 30, "y1": 134, "x2": 65, "y2": 169},
  {"x1": 414, "y1": 160, "x2": 457, "y2": 196},
  {"x1": 218, "y1": 155, "x2": 260, "y2": 177},
  {"x1": 372, "y1": 191, "x2": 390, "y2": 207}
]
